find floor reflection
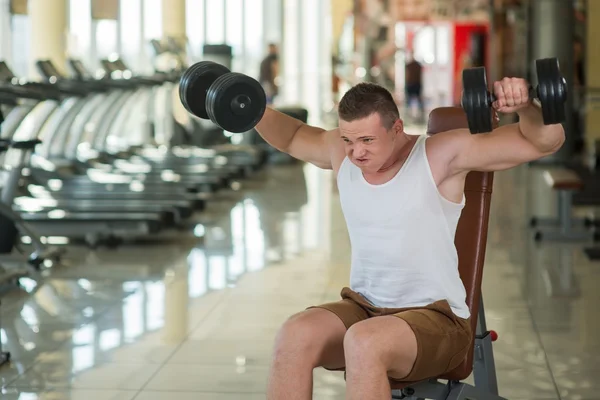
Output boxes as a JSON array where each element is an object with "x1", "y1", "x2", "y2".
[{"x1": 0, "y1": 162, "x2": 331, "y2": 393}]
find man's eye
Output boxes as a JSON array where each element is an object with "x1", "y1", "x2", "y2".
[{"x1": 364, "y1": 138, "x2": 372, "y2": 143}]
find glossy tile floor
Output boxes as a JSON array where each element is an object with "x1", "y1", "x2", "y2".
[{"x1": 1, "y1": 128, "x2": 599, "y2": 399}]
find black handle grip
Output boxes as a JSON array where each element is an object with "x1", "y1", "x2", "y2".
[{"x1": 489, "y1": 85, "x2": 536, "y2": 104}]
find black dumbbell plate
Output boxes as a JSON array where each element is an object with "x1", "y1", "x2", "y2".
[
  {"x1": 179, "y1": 61, "x2": 230, "y2": 119},
  {"x1": 206, "y1": 73, "x2": 267, "y2": 133},
  {"x1": 461, "y1": 67, "x2": 493, "y2": 134},
  {"x1": 535, "y1": 57, "x2": 567, "y2": 125}
]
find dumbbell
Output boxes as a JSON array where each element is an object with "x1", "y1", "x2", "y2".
[
  {"x1": 179, "y1": 61, "x2": 267, "y2": 133},
  {"x1": 461, "y1": 57, "x2": 567, "y2": 134}
]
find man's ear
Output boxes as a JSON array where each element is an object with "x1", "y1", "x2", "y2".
[{"x1": 393, "y1": 118, "x2": 404, "y2": 134}]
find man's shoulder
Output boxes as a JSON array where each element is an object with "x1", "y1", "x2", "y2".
[
  {"x1": 325, "y1": 128, "x2": 346, "y2": 173},
  {"x1": 425, "y1": 129, "x2": 471, "y2": 150},
  {"x1": 424, "y1": 129, "x2": 471, "y2": 183}
]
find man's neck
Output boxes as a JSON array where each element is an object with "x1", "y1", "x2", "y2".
[{"x1": 377, "y1": 133, "x2": 412, "y2": 173}]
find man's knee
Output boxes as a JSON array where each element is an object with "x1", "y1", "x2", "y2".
[
  {"x1": 343, "y1": 321, "x2": 380, "y2": 362},
  {"x1": 343, "y1": 318, "x2": 416, "y2": 376},
  {"x1": 273, "y1": 311, "x2": 326, "y2": 365}
]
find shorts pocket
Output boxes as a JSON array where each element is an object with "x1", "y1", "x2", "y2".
[
  {"x1": 446, "y1": 341, "x2": 471, "y2": 372},
  {"x1": 445, "y1": 325, "x2": 472, "y2": 372}
]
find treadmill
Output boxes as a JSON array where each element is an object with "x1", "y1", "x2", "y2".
[
  {"x1": 0, "y1": 81, "x2": 200, "y2": 222},
  {"x1": 67, "y1": 59, "x2": 246, "y2": 180},
  {"x1": 0, "y1": 62, "x2": 219, "y2": 208},
  {"x1": 34, "y1": 60, "x2": 231, "y2": 194},
  {"x1": 0, "y1": 62, "x2": 202, "y2": 219},
  {"x1": 98, "y1": 59, "x2": 265, "y2": 173},
  {"x1": 0, "y1": 81, "x2": 173, "y2": 247},
  {"x1": 15, "y1": 61, "x2": 214, "y2": 204},
  {"x1": 0, "y1": 82, "x2": 68, "y2": 266}
]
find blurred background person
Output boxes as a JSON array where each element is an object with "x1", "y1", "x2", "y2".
[{"x1": 259, "y1": 43, "x2": 280, "y2": 105}]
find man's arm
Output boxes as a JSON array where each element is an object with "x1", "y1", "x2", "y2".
[
  {"x1": 255, "y1": 107, "x2": 336, "y2": 169},
  {"x1": 439, "y1": 78, "x2": 566, "y2": 175}
]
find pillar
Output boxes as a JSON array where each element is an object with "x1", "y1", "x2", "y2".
[
  {"x1": 529, "y1": 0, "x2": 575, "y2": 163},
  {"x1": 331, "y1": 0, "x2": 353, "y2": 54},
  {"x1": 162, "y1": 0, "x2": 186, "y2": 45},
  {"x1": 0, "y1": 0, "x2": 11, "y2": 66},
  {"x1": 585, "y1": 0, "x2": 600, "y2": 162},
  {"x1": 163, "y1": 261, "x2": 190, "y2": 343},
  {"x1": 28, "y1": 0, "x2": 67, "y2": 79}
]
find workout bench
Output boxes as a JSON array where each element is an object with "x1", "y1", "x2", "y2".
[
  {"x1": 530, "y1": 168, "x2": 593, "y2": 242},
  {"x1": 390, "y1": 107, "x2": 505, "y2": 400}
]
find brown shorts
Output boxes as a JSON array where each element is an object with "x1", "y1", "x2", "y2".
[{"x1": 309, "y1": 287, "x2": 472, "y2": 383}]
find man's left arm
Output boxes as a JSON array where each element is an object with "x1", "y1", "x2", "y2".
[{"x1": 445, "y1": 77, "x2": 566, "y2": 174}]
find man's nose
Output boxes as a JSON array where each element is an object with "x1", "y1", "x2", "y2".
[{"x1": 353, "y1": 145, "x2": 367, "y2": 157}]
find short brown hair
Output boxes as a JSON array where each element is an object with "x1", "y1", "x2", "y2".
[{"x1": 338, "y1": 83, "x2": 399, "y2": 129}]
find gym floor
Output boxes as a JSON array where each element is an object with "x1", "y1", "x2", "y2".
[{"x1": 0, "y1": 122, "x2": 599, "y2": 400}]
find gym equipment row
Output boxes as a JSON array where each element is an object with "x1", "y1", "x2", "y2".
[{"x1": 0, "y1": 55, "x2": 264, "y2": 305}]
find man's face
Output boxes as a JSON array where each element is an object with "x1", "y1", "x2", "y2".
[
  {"x1": 339, "y1": 113, "x2": 400, "y2": 173},
  {"x1": 269, "y1": 45, "x2": 278, "y2": 55}
]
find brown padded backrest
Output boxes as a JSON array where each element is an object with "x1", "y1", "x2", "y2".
[{"x1": 390, "y1": 107, "x2": 495, "y2": 389}]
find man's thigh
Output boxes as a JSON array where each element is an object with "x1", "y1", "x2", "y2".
[
  {"x1": 344, "y1": 300, "x2": 471, "y2": 383},
  {"x1": 307, "y1": 296, "x2": 369, "y2": 370},
  {"x1": 391, "y1": 300, "x2": 472, "y2": 382}
]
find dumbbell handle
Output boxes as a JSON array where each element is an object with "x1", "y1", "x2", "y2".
[{"x1": 488, "y1": 85, "x2": 537, "y2": 105}]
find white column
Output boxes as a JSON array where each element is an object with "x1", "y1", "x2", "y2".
[
  {"x1": 0, "y1": 0, "x2": 12, "y2": 65},
  {"x1": 163, "y1": 261, "x2": 190, "y2": 343},
  {"x1": 162, "y1": 0, "x2": 186, "y2": 43},
  {"x1": 28, "y1": 0, "x2": 67, "y2": 79}
]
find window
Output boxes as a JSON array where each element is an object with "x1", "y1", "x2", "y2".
[
  {"x1": 143, "y1": 0, "x2": 162, "y2": 40},
  {"x1": 302, "y1": 0, "x2": 319, "y2": 110},
  {"x1": 0, "y1": 1, "x2": 13, "y2": 64},
  {"x1": 436, "y1": 25, "x2": 450, "y2": 65},
  {"x1": 225, "y1": 0, "x2": 243, "y2": 58},
  {"x1": 10, "y1": 15, "x2": 29, "y2": 77},
  {"x1": 69, "y1": 0, "x2": 92, "y2": 65},
  {"x1": 120, "y1": 0, "x2": 142, "y2": 70},
  {"x1": 186, "y1": 0, "x2": 205, "y2": 60},
  {"x1": 414, "y1": 25, "x2": 435, "y2": 64},
  {"x1": 244, "y1": 0, "x2": 263, "y2": 70},
  {"x1": 263, "y1": 0, "x2": 282, "y2": 45},
  {"x1": 206, "y1": 0, "x2": 225, "y2": 44},
  {"x1": 95, "y1": 20, "x2": 118, "y2": 60},
  {"x1": 283, "y1": 0, "x2": 299, "y2": 103}
]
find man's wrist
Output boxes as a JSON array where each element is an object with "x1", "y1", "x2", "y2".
[{"x1": 516, "y1": 100, "x2": 541, "y2": 119}]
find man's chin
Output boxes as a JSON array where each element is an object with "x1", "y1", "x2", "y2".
[{"x1": 357, "y1": 163, "x2": 380, "y2": 173}]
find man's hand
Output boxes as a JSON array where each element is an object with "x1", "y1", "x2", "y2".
[
  {"x1": 435, "y1": 75, "x2": 565, "y2": 176},
  {"x1": 491, "y1": 77, "x2": 531, "y2": 114}
]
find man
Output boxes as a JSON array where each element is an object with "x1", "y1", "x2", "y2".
[
  {"x1": 259, "y1": 43, "x2": 280, "y2": 105},
  {"x1": 573, "y1": 36, "x2": 585, "y2": 87},
  {"x1": 404, "y1": 52, "x2": 424, "y2": 121},
  {"x1": 573, "y1": 36, "x2": 585, "y2": 152},
  {"x1": 255, "y1": 78, "x2": 565, "y2": 399}
]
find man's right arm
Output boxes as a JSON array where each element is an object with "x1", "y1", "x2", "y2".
[{"x1": 254, "y1": 107, "x2": 336, "y2": 169}]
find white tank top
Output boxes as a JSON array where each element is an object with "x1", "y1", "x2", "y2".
[{"x1": 337, "y1": 134, "x2": 470, "y2": 318}]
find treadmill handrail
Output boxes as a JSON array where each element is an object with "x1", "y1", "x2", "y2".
[
  {"x1": 11, "y1": 139, "x2": 42, "y2": 150},
  {"x1": 0, "y1": 83, "x2": 61, "y2": 101}
]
